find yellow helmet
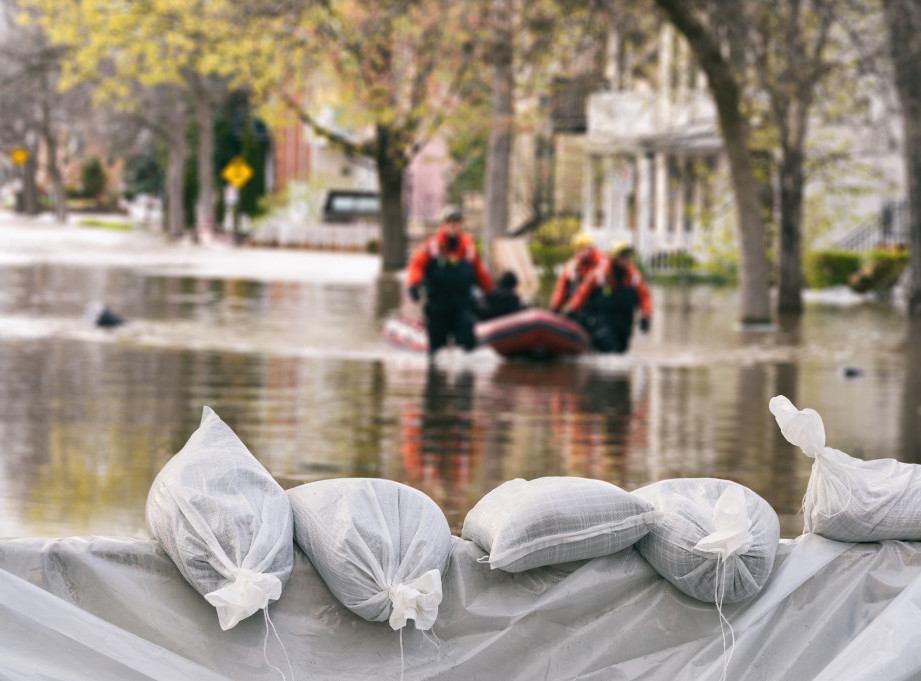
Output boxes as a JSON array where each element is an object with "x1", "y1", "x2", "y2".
[
  {"x1": 610, "y1": 240, "x2": 634, "y2": 257},
  {"x1": 571, "y1": 232, "x2": 594, "y2": 249}
]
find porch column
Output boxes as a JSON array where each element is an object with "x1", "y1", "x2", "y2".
[
  {"x1": 582, "y1": 154, "x2": 596, "y2": 232},
  {"x1": 654, "y1": 151, "x2": 668, "y2": 243},
  {"x1": 602, "y1": 155, "x2": 617, "y2": 234},
  {"x1": 636, "y1": 152, "x2": 652, "y2": 256}
]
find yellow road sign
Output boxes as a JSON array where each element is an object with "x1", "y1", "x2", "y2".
[
  {"x1": 221, "y1": 156, "x2": 253, "y2": 189},
  {"x1": 10, "y1": 147, "x2": 29, "y2": 166}
]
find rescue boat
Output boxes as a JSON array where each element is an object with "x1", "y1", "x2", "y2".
[{"x1": 384, "y1": 308, "x2": 591, "y2": 359}]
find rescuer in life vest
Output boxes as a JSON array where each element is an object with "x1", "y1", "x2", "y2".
[
  {"x1": 406, "y1": 207, "x2": 494, "y2": 354},
  {"x1": 549, "y1": 232, "x2": 604, "y2": 318},
  {"x1": 563, "y1": 241, "x2": 652, "y2": 353}
]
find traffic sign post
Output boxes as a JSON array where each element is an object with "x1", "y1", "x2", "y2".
[
  {"x1": 221, "y1": 157, "x2": 253, "y2": 242},
  {"x1": 10, "y1": 147, "x2": 29, "y2": 213},
  {"x1": 10, "y1": 147, "x2": 29, "y2": 166}
]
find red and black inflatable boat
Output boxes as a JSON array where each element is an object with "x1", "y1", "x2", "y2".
[{"x1": 384, "y1": 309, "x2": 591, "y2": 359}]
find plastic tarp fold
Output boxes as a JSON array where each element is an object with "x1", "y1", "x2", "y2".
[{"x1": 3, "y1": 534, "x2": 921, "y2": 680}]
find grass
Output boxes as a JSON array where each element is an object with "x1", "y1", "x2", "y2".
[{"x1": 78, "y1": 218, "x2": 134, "y2": 231}]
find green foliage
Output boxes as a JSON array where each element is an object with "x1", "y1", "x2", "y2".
[
  {"x1": 122, "y1": 152, "x2": 164, "y2": 199},
  {"x1": 446, "y1": 124, "x2": 488, "y2": 205},
  {"x1": 532, "y1": 215, "x2": 581, "y2": 247},
  {"x1": 80, "y1": 158, "x2": 107, "y2": 199},
  {"x1": 78, "y1": 218, "x2": 133, "y2": 231},
  {"x1": 528, "y1": 242, "x2": 573, "y2": 275},
  {"x1": 805, "y1": 250, "x2": 862, "y2": 288},
  {"x1": 848, "y1": 247, "x2": 910, "y2": 293}
]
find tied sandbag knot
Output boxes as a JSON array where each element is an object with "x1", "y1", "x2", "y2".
[
  {"x1": 768, "y1": 395, "x2": 826, "y2": 458},
  {"x1": 694, "y1": 486, "x2": 754, "y2": 560},
  {"x1": 387, "y1": 569, "x2": 443, "y2": 631},
  {"x1": 205, "y1": 568, "x2": 282, "y2": 631}
]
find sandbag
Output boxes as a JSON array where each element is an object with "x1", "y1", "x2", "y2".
[
  {"x1": 633, "y1": 478, "x2": 780, "y2": 603},
  {"x1": 770, "y1": 394, "x2": 921, "y2": 542},
  {"x1": 461, "y1": 476, "x2": 657, "y2": 573},
  {"x1": 288, "y1": 478, "x2": 452, "y2": 630},
  {"x1": 146, "y1": 406, "x2": 294, "y2": 630}
]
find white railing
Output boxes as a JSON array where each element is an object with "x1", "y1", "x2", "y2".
[{"x1": 249, "y1": 220, "x2": 381, "y2": 250}]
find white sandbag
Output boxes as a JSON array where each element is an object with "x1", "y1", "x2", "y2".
[
  {"x1": 770, "y1": 394, "x2": 921, "y2": 542},
  {"x1": 146, "y1": 406, "x2": 294, "y2": 630},
  {"x1": 633, "y1": 478, "x2": 780, "y2": 603},
  {"x1": 288, "y1": 478, "x2": 452, "y2": 630},
  {"x1": 461, "y1": 476, "x2": 658, "y2": 573}
]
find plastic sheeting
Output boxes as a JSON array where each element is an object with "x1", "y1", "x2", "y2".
[{"x1": 3, "y1": 534, "x2": 921, "y2": 680}]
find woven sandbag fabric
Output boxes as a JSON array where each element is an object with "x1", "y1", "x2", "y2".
[
  {"x1": 461, "y1": 477, "x2": 658, "y2": 573},
  {"x1": 633, "y1": 478, "x2": 780, "y2": 603},
  {"x1": 146, "y1": 406, "x2": 294, "y2": 630},
  {"x1": 771, "y1": 394, "x2": 921, "y2": 542},
  {"x1": 288, "y1": 478, "x2": 453, "y2": 630}
]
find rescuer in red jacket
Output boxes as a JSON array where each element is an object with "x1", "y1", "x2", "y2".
[
  {"x1": 564, "y1": 241, "x2": 652, "y2": 353},
  {"x1": 549, "y1": 232, "x2": 604, "y2": 315},
  {"x1": 406, "y1": 208, "x2": 494, "y2": 354}
]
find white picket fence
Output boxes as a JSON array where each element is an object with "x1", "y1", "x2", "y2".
[{"x1": 248, "y1": 219, "x2": 381, "y2": 250}]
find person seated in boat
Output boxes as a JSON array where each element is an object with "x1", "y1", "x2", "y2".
[
  {"x1": 478, "y1": 270, "x2": 526, "y2": 321},
  {"x1": 406, "y1": 207, "x2": 494, "y2": 355},
  {"x1": 549, "y1": 232, "x2": 603, "y2": 318},
  {"x1": 563, "y1": 241, "x2": 652, "y2": 353}
]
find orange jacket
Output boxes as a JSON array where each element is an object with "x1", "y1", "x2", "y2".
[
  {"x1": 549, "y1": 249, "x2": 603, "y2": 312},
  {"x1": 565, "y1": 257, "x2": 652, "y2": 318},
  {"x1": 406, "y1": 228, "x2": 494, "y2": 294}
]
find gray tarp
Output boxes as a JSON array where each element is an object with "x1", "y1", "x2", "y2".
[{"x1": 2, "y1": 534, "x2": 921, "y2": 680}]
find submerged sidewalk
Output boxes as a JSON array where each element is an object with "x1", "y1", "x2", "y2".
[{"x1": 0, "y1": 210, "x2": 383, "y2": 285}]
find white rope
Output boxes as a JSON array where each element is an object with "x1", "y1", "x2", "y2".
[
  {"x1": 712, "y1": 556, "x2": 736, "y2": 681},
  {"x1": 399, "y1": 627, "x2": 405, "y2": 681},
  {"x1": 262, "y1": 607, "x2": 294, "y2": 681}
]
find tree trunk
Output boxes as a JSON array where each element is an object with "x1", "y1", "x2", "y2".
[
  {"x1": 194, "y1": 91, "x2": 216, "y2": 236},
  {"x1": 777, "y1": 149, "x2": 805, "y2": 314},
  {"x1": 483, "y1": 0, "x2": 514, "y2": 267},
  {"x1": 41, "y1": 76, "x2": 68, "y2": 224},
  {"x1": 21, "y1": 153, "x2": 39, "y2": 215},
  {"x1": 656, "y1": 0, "x2": 772, "y2": 324},
  {"x1": 376, "y1": 125, "x2": 408, "y2": 271},
  {"x1": 45, "y1": 133, "x2": 68, "y2": 224},
  {"x1": 166, "y1": 114, "x2": 189, "y2": 239},
  {"x1": 883, "y1": 0, "x2": 921, "y2": 317}
]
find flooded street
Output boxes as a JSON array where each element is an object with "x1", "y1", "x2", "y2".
[{"x1": 1, "y1": 214, "x2": 919, "y2": 539}]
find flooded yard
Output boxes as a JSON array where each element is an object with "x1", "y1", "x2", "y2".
[{"x1": 1, "y1": 215, "x2": 919, "y2": 539}]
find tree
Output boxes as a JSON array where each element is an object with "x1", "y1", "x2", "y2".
[
  {"x1": 237, "y1": 0, "x2": 483, "y2": 270},
  {"x1": 23, "y1": 0, "x2": 237, "y2": 237},
  {"x1": 882, "y1": 0, "x2": 921, "y2": 317},
  {"x1": 750, "y1": 1, "x2": 836, "y2": 314},
  {"x1": 655, "y1": 0, "x2": 773, "y2": 324},
  {"x1": 0, "y1": 0, "x2": 91, "y2": 221},
  {"x1": 483, "y1": 0, "x2": 514, "y2": 264}
]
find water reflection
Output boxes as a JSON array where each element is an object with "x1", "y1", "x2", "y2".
[{"x1": 1, "y1": 255, "x2": 920, "y2": 540}]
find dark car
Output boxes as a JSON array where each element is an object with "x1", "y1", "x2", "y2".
[{"x1": 322, "y1": 190, "x2": 381, "y2": 223}]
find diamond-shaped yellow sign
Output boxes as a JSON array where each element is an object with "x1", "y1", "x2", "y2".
[
  {"x1": 10, "y1": 147, "x2": 28, "y2": 166},
  {"x1": 221, "y1": 156, "x2": 253, "y2": 189}
]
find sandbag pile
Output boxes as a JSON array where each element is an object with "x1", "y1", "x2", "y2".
[
  {"x1": 146, "y1": 396, "x2": 921, "y2": 638},
  {"x1": 145, "y1": 406, "x2": 294, "y2": 630},
  {"x1": 770, "y1": 394, "x2": 921, "y2": 542}
]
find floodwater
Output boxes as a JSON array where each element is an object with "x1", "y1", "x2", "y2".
[{"x1": 1, "y1": 216, "x2": 920, "y2": 540}]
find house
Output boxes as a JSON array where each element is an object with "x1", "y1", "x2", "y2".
[{"x1": 579, "y1": 22, "x2": 905, "y2": 262}]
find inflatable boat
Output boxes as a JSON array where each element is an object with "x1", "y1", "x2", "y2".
[{"x1": 384, "y1": 308, "x2": 591, "y2": 359}]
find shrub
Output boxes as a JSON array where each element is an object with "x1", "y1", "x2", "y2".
[
  {"x1": 805, "y1": 250, "x2": 861, "y2": 288},
  {"x1": 81, "y1": 158, "x2": 107, "y2": 201},
  {"x1": 848, "y1": 246, "x2": 910, "y2": 293},
  {"x1": 532, "y1": 215, "x2": 581, "y2": 248}
]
